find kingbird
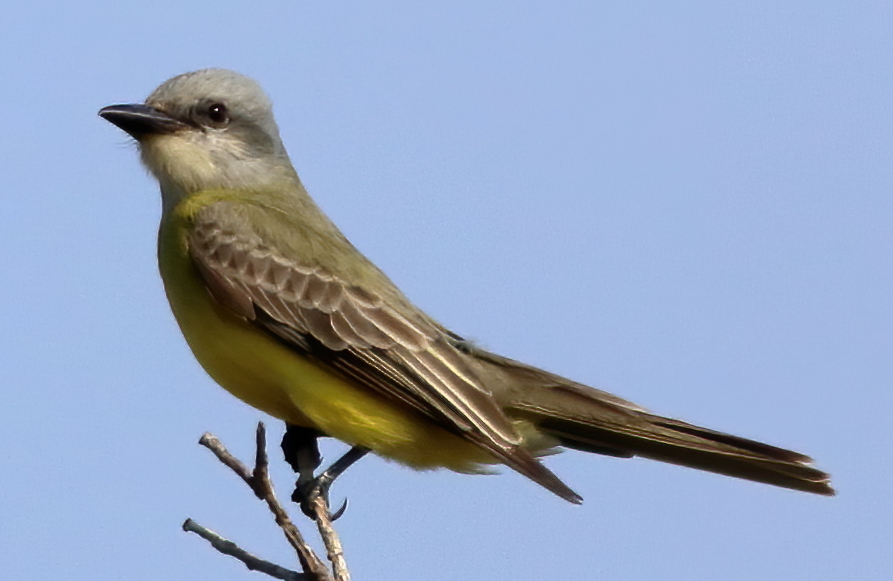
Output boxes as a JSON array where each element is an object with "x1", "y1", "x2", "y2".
[{"x1": 99, "y1": 69, "x2": 833, "y2": 503}]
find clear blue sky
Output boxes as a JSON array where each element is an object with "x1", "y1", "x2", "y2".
[{"x1": 2, "y1": 2, "x2": 890, "y2": 580}]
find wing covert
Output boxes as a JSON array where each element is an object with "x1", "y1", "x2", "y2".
[{"x1": 187, "y1": 202, "x2": 523, "y2": 448}]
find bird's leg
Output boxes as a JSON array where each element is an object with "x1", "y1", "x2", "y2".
[
  {"x1": 281, "y1": 423, "x2": 369, "y2": 519},
  {"x1": 281, "y1": 424, "x2": 324, "y2": 491}
]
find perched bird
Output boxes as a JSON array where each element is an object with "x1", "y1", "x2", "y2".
[{"x1": 99, "y1": 69, "x2": 833, "y2": 503}]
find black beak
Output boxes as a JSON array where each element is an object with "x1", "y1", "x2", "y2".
[{"x1": 98, "y1": 104, "x2": 186, "y2": 139}]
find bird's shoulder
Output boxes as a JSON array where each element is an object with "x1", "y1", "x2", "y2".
[
  {"x1": 179, "y1": 191, "x2": 441, "y2": 347},
  {"x1": 177, "y1": 191, "x2": 381, "y2": 282}
]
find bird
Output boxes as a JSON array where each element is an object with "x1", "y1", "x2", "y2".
[{"x1": 99, "y1": 68, "x2": 833, "y2": 504}]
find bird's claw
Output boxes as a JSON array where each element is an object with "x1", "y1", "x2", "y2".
[
  {"x1": 293, "y1": 474, "x2": 347, "y2": 520},
  {"x1": 331, "y1": 498, "x2": 349, "y2": 521}
]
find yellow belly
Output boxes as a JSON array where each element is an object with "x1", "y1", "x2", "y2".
[{"x1": 158, "y1": 207, "x2": 491, "y2": 472}]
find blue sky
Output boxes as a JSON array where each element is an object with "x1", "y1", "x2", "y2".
[{"x1": 2, "y1": 2, "x2": 891, "y2": 580}]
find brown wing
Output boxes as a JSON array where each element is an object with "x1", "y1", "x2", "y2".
[{"x1": 188, "y1": 201, "x2": 581, "y2": 503}]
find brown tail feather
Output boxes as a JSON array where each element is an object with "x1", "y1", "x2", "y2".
[
  {"x1": 538, "y1": 415, "x2": 834, "y2": 496},
  {"x1": 472, "y1": 349, "x2": 834, "y2": 497},
  {"x1": 513, "y1": 388, "x2": 835, "y2": 496}
]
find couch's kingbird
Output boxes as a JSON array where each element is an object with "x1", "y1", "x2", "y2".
[{"x1": 99, "y1": 69, "x2": 833, "y2": 502}]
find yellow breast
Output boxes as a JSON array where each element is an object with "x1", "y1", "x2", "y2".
[{"x1": 157, "y1": 196, "x2": 492, "y2": 473}]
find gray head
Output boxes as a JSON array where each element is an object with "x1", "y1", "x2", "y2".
[
  {"x1": 145, "y1": 69, "x2": 282, "y2": 145},
  {"x1": 100, "y1": 69, "x2": 298, "y2": 208}
]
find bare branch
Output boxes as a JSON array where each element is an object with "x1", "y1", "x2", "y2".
[
  {"x1": 308, "y1": 496, "x2": 350, "y2": 581},
  {"x1": 196, "y1": 424, "x2": 333, "y2": 580},
  {"x1": 199, "y1": 433, "x2": 254, "y2": 486},
  {"x1": 279, "y1": 428, "x2": 361, "y2": 581},
  {"x1": 182, "y1": 518, "x2": 306, "y2": 581}
]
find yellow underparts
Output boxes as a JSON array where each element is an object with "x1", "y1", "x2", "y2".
[{"x1": 158, "y1": 193, "x2": 495, "y2": 473}]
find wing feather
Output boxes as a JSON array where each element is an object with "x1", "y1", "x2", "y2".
[{"x1": 189, "y1": 202, "x2": 521, "y2": 449}]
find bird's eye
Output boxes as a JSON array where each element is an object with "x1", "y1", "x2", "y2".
[{"x1": 206, "y1": 102, "x2": 229, "y2": 126}]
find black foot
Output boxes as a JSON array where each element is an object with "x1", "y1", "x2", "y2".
[
  {"x1": 281, "y1": 424, "x2": 323, "y2": 476},
  {"x1": 280, "y1": 424, "x2": 369, "y2": 520}
]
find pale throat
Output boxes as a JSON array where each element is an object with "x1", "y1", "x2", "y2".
[{"x1": 140, "y1": 132, "x2": 294, "y2": 214}]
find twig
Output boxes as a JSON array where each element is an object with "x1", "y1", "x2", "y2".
[
  {"x1": 182, "y1": 518, "x2": 306, "y2": 581},
  {"x1": 309, "y1": 495, "x2": 350, "y2": 581},
  {"x1": 194, "y1": 424, "x2": 335, "y2": 580},
  {"x1": 281, "y1": 428, "x2": 361, "y2": 581}
]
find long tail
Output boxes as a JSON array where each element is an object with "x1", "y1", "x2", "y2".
[
  {"x1": 535, "y1": 402, "x2": 834, "y2": 495},
  {"x1": 479, "y1": 351, "x2": 834, "y2": 497}
]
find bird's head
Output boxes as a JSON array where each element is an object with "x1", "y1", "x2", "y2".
[{"x1": 100, "y1": 69, "x2": 296, "y2": 210}]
